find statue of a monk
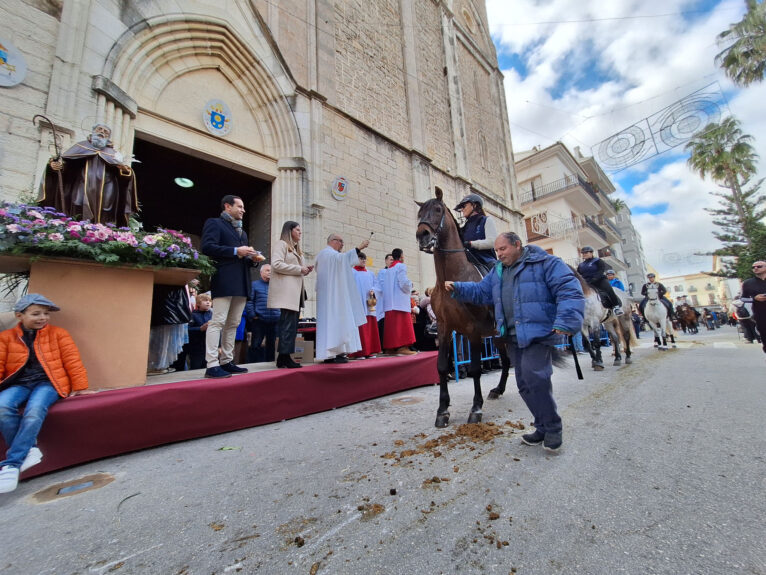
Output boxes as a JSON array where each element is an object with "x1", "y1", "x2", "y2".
[{"x1": 39, "y1": 123, "x2": 138, "y2": 226}]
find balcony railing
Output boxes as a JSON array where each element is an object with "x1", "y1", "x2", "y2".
[
  {"x1": 520, "y1": 174, "x2": 601, "y2": 205},
  {"x1": 604, "y1": 253, "x2": 630, "y2": 269},
  {"x1": 583, "y1": 216, "x2": 607, "y2": 240},
  {"x1": 604, "y1": 218, "x2": 622, "y2": 238}
]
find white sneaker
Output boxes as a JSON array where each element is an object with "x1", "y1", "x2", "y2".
[
  {"x1": 0, "y1": 465, "x2": 20, "y2": 493},
  {"x1": 20, "y1": 447, "x2": 43, "y2": 472}
]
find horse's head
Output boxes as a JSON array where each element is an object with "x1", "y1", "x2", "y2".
[{"x1": 416, "y1": 197, "x2": 448, "y2": 254}]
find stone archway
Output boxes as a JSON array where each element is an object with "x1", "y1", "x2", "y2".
[{"x1": 95, "y1": 13, "x2": 306, "y2": 234}]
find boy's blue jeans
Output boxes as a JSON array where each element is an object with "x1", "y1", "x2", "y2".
[{"x1": 0, "y1": 380, "x2": 60, "y2": 468}]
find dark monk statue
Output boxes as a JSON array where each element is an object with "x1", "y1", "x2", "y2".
[{"x1": 39, "y1": 123, "x2": 138, "y2": 226}]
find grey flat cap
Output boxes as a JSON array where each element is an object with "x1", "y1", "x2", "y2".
[{"x1": 14, "y1": 293, "x2": 61, "y2": 313}]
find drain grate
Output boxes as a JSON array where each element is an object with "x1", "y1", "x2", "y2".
[{"x1": 31, "y1": 473, "x2": 115, "y2": 503}]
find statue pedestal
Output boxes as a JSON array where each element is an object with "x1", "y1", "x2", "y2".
[{"x1": 0, "y1": 255, "x2": 199, "y2": 390}]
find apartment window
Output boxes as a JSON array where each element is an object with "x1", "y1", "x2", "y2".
[
  {"x1": 673, "y1": 285, "x2": 683, "y2": 292},
  {"x1": 691, "y1": 295, "x2": 699, "y2": 306},
  {"x1": 705, "y1": 283, "x2": 714, "y2": 291},
  {"x1": 708, "y1": 293, "x2": 715, "y2": 304}
]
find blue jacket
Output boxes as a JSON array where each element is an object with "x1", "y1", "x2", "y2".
[
  {"x1": 201, "y1": 217, "x2": 255, "y2": 298},
  {"x1": 609, "y1": 278, "x2": 625, "y2": 291},
  {"x1": 462, "y1": 214, "x2": 496, "y2": 266},
  {"x1": 451, "y1": 245, "x2": 584, "y2": 348},
  {"x1": 188, "y1": 309, "x2": 212, "y2": 350},
  {"x1": 246, "y1": 279, "x2": 280, "y2": 323}
]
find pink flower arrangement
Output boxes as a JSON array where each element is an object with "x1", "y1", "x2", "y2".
[{"x1": 0, "y1": 203, "x2": 215, "y2": 275}]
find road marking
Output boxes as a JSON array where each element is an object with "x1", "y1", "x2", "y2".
[
  {"x1": 89, "y1": 544, "x2": 163, "y2": 574},
  {"x1": 300, "y1": 507, "x2": 360, "y2": 555}
]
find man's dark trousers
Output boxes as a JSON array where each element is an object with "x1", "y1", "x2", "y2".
[
  {"x1": 739, "y1": 319, "x2": 760, "y2": 343},
  {"x1": 754, "y1": 312, "x2": 766, "y2": 353},
  {"x1": 249, "y1": 319, "x2": 278, "y2": 362},
  {"x1": 510, "y1": 341, "x2": 562, "y2": 434}
]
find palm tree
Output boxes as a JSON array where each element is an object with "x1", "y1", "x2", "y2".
[
  {"x1": 610, "y1": 198, "x2": 627, "y2": 213},
  {"x1": 716, "y1": 0, "x2": 766, "y2": 87},
  {"x1": 685, "y1": 116, "x2": 759, "y2": 247}
]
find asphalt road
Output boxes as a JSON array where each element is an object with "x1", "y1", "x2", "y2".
[{"x1": 1, "y1": 326, "x2": 764, "y2": 575}]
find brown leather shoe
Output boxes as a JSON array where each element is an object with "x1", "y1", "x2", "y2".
[{"x1": 396, "y1": 347, "x2": 417, "y2": 356}]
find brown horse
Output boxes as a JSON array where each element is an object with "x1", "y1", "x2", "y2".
[
  {"x1": 676, "y1": 304, "x2": 699, "y2": 334},
  {"x1": 415, "y1": 188, "x2": 510, "y2": 428}
]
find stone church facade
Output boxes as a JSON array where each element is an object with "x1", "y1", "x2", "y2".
[{"x1": 0, "y1": 0, "x2": 522, "y2": 310}]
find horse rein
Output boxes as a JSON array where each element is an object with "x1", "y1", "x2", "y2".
[{"x1": 418, "y1": 209, "x2": 466, "y2": 254}]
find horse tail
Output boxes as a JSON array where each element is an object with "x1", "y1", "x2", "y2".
[
  {"x1": 624, "y1": 320, "x2": 638, "y2": 348},
  {"x1": 552, "y1": 347, "x2": 569, "y2": 369}
]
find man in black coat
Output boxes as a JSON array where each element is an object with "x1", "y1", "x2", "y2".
[
  {"x1": 201, "y1": 195, "x2": 264, "y2": 378},
  {"x1": 741, "y1": 260, "x2": 766, "y2": 355}
]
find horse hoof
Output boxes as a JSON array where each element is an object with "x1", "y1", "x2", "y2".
[
  {"x1": 613, "y1": 360, "x2": 622, "y2": 366},
  {"x1": 435, "y1": 412, "x2": 450, "y2": 428},
  {"x1": 487, "y1": 389, "x2": 503, "y2": 400},
  {"x1": 625, "y1": 357, "x2": 632, "y2": 364},
  {"x1": 467, "y1": 411, "x2": 482, "y2": 424},
  {"x1": 593, "y1": 364, "x2": 605, "y2": 371}
]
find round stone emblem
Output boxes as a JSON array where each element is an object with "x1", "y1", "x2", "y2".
[{"x1": 202, "y1": 99, "x2": 232, "y2": 137}]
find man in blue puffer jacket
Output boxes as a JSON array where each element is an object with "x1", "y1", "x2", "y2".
[
  {"x1": 246, "y1": 264, "x2": 281, "y2": 362},
  {"x1": 445, "y1": 232, "x2": 584, "y2": 452}
]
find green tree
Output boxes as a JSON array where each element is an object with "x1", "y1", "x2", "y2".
[
  {"x1": 705, "y1": 180, "x2": 766, "y2": 277},
  {"x1": 716, "y1": 0, "x2": 766, "y2": 87},
  {"x1": 685, "y1": 116, "x2": 766, "y2": 279}
]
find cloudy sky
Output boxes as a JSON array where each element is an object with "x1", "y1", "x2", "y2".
[{"x1": 486, "y1": 0, "x2": 766, "y2": 277}]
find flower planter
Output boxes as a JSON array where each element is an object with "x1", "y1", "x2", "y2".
[{"x1": 0, "y1": 255, "x2": 199, "y2": 390}]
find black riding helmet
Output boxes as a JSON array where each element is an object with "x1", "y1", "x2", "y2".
[
  {"x1": 454, "y1": 193, "x2": 484, "y2": 211},
  {"x1": 580, "y1": 246, "x2": 594, "y2": 254}
]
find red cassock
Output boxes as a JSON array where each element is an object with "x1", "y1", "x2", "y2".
[
  {"x1": 351, "y1": 316, "x2": 382, "y2": 357},
  {"x1": 383, "y1": 310, "x2": 415, "y2": 349}
]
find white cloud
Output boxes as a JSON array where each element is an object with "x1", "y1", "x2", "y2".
[{"x1": 487, "y1": 0, "x2": 762, "y2": 276}]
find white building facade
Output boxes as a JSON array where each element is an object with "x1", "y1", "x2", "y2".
[{"x1": 514, "y1": 142, "x2": 628, "y2": 288}]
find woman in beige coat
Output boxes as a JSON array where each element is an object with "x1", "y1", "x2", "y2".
[{"x1": 269, "y1": 221, "x2": 313, "y2": 368}]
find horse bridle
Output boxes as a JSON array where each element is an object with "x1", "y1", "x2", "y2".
[{"x1": 418, "y1": 205, "x2": 465, "y2": 254}]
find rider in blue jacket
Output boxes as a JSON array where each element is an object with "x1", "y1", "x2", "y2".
[
  {"x1": 454, "y1": 193, "x2": 497, "y2": 272},
  {"x1": 577, "y1": 246, "x2": 624, "y2": 316},
  {"x1": 606, "y1": 269, "x2": 625, "y2": 291}
]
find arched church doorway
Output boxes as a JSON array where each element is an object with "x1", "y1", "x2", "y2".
[{"x1": 131, "y1": 137, "x2": 272, "y2": 257}]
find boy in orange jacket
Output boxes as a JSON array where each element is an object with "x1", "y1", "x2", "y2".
[{"x1": 0, "y1": 294, "x2": 88, "y2": 493}]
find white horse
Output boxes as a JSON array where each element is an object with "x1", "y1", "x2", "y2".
[
  {"x1": 573, "y1": 269, "x2": 638, "y2": 368},
  {"x1": 644, "y1": 284, "x2": 676, "y2": 349}
]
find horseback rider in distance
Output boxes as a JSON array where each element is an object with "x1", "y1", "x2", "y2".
[
  {"x1": 454, "y1": 193, "x2": 497, "y2": 275},
  {"x1": 576, "y1": 246, "x2": 624, "y2": 316},
  {"x1": 639, "y1": 272, "x2": 675, "y2": 319}
]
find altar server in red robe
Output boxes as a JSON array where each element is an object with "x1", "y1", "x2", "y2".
[
  {"x1": 381, "y1": 248, "x2": 417, "y2": 355},
  {"x1": 350, "y1": 252, "x2": 382, "y2": 358}
]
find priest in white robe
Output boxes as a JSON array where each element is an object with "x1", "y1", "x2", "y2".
[{"x1": 315, "y1": 233, "x2": 370, "y2": 363}]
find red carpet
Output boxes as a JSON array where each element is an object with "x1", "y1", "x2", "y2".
[{"x1": 5, "y1": 352, "x2": 437, "y2": 479}]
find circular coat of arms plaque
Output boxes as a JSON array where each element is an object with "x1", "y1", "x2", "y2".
[
  {"x1": 203, "y1": 99, "x2": 232, "y2": 137},
  {"x1": 0, "y1": 38, "x2": 27, "y2": 87}
]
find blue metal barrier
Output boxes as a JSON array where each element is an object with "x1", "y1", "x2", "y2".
[{"x1": 452, "y1": 331, "x2": 501, "y2": 382}]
